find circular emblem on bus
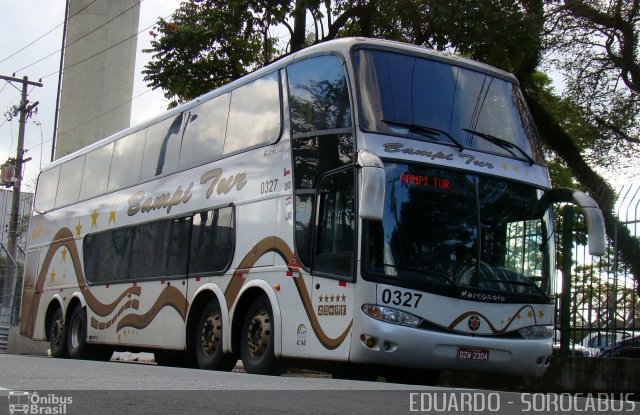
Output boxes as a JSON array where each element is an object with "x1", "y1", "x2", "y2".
[{"x1": 468, "y1": 315, "x2": 481, "y2": 331}]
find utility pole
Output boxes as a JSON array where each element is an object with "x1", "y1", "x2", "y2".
[{"x1": 0, "y1": 74, "x2": 42, "y2": 317}]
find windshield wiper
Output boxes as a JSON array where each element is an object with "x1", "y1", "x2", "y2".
[
  {"x1": 462, "y1": 128, "x2": 536, "y2": 166},
  {"x1": 376, "y1": 263, "x2": 458, "y2": 289},
  {"x1": 484, "y1": 278, "x2": 550, "y2": 301},
  {"x1": 382, "y1": 119, "x2": 464, "y2": 151}
]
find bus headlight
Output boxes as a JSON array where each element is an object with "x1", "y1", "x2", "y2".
[
  {"x1": 518, "y1": 325, "x2": 554, "y2": 340},
  {"x1": 362, "y1": 304, "x2": 423, "y2": 327}
]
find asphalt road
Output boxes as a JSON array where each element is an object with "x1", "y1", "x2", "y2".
[{"x1": 0, "y1": 354, "x2": 637, "y2": 415}]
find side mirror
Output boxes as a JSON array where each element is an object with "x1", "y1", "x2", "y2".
[
  {"x1": 538, "y1": 188, "x2": 607, "y2": 256},
  {"x1": 357, "y1": 150, "x2": 385, "y2": 221}
]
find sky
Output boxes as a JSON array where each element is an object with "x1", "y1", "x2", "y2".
[{"x1": 0, "y1": 0, "x2": 183, "y2": 192}]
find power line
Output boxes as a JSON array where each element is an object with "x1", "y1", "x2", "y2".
[
  {"x1": 40, "y1": 15, "x2": 167, "y2": 80},
  {"x1": 14, "y1": 0, "x2": 145, "y2": 75},
  {"x1": 57, "y1": 88, "x2": 153, "y2": 138},
  {"x1": 0, "y1": 0, "x2": 101, "y2": 65}
]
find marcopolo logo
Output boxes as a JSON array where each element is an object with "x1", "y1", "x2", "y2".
[{"x1": 8, "y1": 391, "x2": 72, "y2": 415}]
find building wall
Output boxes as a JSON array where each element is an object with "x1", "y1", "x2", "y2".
[
  {"x1": 0, "y1": 189, "x2": 32, "y2": 250},
  {"x1": 54, "y1": 0, "x2": 141, "y2": 159}
]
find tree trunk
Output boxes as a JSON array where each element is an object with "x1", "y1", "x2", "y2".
[
  {"x1": 524, "y1": 89, "x2": 640, "y2": 282},
  {"x1": 291, "y1": 0, "x2": 307, "y2": 52}
]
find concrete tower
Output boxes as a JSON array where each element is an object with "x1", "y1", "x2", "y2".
[{"x1": 54, "y1": 0, "x2": 141, "y2": 159}]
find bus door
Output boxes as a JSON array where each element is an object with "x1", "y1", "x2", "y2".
[{"x1": 309, "y1": 168, "x2": 355, "y2": 358}]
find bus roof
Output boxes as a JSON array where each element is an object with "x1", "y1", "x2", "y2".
[{"x1": 44, "y1": 37, "x2": 520, "y2": 171}]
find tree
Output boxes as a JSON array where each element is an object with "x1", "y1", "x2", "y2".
[
  {"x1": 544, "y1": 0, "x2": 640, "y2": 171},
  {"x1": 143, "y1": 0, "x2": 640, "y2": 281}
]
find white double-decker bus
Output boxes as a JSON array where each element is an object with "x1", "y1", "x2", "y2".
[{"x1": 20, "y1": 38, "x2": 605, "y2": 382}]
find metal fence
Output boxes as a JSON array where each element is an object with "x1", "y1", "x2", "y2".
[
  {"x1": 557, "y1": 184, "x2": 640, "y2": 356},
  {"x1": 0, "y1": 243, "x2": 25, "y2": 326},
  {"x1": 0, "y1": 189, "x2": 32, "y2": 327}
]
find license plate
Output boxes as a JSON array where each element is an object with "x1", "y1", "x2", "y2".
[{"x1": 457, "y1": 347, "x2": 490, "y2": 361}]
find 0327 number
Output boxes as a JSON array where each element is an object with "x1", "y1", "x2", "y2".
[{"x1": 381, "y1": 288, "x2": 423, "y2": 308}]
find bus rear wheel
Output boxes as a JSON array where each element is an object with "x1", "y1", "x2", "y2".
[
  {"x1": 240, "y1": 296, "x2": 281, "y2": 375},
  {"x1": 67, "y1": 304, "x2": 89, "y2": 359},
  {"x1": 195, "y1": 298, "x2": 237, "y2": 371},
  {"x1": 48, "y1": 307, "x2": 68, "y2": 358}
]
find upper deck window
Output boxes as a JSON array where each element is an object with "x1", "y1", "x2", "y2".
[
  {"x1": 287, "y1": 55, "x2": 352, "y2": 135},
  {"x1": 353, "y1": 49, "x2": 543, "y2": 163}
]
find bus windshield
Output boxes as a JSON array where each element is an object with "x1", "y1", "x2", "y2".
[
  {"x1": 353, "y1": 49, "x2": 543, "y2": 163},
  {"x1": 363, "y1": 163, "x2": 554, "y2": 302}
]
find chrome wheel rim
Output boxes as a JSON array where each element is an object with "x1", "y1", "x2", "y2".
[
  {"x1": 201, "y1": 312, "x2": 222, "y2": 356},
  {"x1": 246, "y1": 310, "x2": 270, "y2": 359}
]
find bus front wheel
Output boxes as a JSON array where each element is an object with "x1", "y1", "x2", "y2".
[
  {"x1": 240, "y1": 296, "x2": 282, "y2": 375},
  {"x1": 195, "y1": 298, "x2": 237, "y2": 371}
]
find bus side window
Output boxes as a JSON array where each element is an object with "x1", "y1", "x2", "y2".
[
  {"x1": 34, "y1": 165, "x2": 61, "y2": 212},
  {"x1": 287, "y1": 55, "x2": 351, "y2": 134},
  {"x1": 55, "y1": 155, "x2": 85, "y2": 207},
  {"x1": 141, "y1": 113, "x2": 184, "y2": 179},
  {"x1": 179, "y1": 94, "x2": 230, "y2": 168},
  {"x1": 224, "y1": 72, "x2": 281, "y2": 154},
  {"x1": 108, "y1": 129, "x2": 146, "y2": 191},
  {"x1": 80, "y1": 143, "x2": 113, "y2": 200},
  {"x1": 189, "y1": 206, "x2": 235, "y2": 275}
]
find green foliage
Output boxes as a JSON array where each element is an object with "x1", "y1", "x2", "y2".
[
  {"x1": 143, "y1": 0, "x2": 545, "y2": 104},
  {"x1": 143, "y1": 0, "x2": 290, "y2": 108}
]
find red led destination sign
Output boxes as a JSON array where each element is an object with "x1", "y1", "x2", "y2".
[{"x1": 400, "y1": 172, "x2": 450, "y2": 189}]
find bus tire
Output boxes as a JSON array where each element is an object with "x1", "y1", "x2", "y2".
[
  {"x1": 67, "y1": 304, "x2": 89, "y2": 359},
  {"x1": 195, "y1": 298, "x2": 237, "y2": 371},
  {"x1": 240, "y1": 296, "x2": 282, "y2": 375},
  {"x1": 48, "y1": 307, "x2": 68, "y2": 358}
]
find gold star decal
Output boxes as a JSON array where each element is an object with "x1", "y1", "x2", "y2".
[
  {"x1": 513, "y1": 166, "x2": 519, "y2": 173},
  {"x1": 527, "y1": 310, "x2": 534, "y2": 318},
  {"x1": 501, "y1": 163, "x2": 509, "y2": 171},
  {"x1": 319, "y1": 295, "x2": 323, "y2": 303},
  {"x1": 341, "y1": 294, "x2": 346, "y2": 302},
  {"x1": 538, "y1": 310, "x2": 545, "y2": 318},
  {"x1": 50, "y1": 270, "x2": 56, "y2": 283},
  {"x1": 91, "y1": 209, "x2": 99, "y2": 229},
  {"x1": 61, "y1": 247, "x2": 67, "y2": 262},
  {"x1": 109, "y1": 205, "x2": 117, "y2": 225},
  {"x1": 75, "y1": 220, "x2": 83, "y2": 236},
  {"x1": 515, "y1": 312, "x2": 521, "y2": 320}
]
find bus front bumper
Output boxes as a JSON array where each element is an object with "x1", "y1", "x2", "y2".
[{"x1": 350, "y1": 312, "x2": 553, "y2": 377}]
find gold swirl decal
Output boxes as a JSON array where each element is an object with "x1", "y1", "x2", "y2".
[
  {"x1": 21, "y1": 227, "x2": 141, "y2": 338},
  {"x1": 447, "y1": 305, "x2": 538, "y2": 334},
  {"x1": 224, "y1": 236, "x2": 352, "y2": 350},
  {"x1": 91, "y1": 299, "x2": 140, "y2": 330},
  {"x1": 116, "y1": 285, "x2": 188, "y2": 331}
]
